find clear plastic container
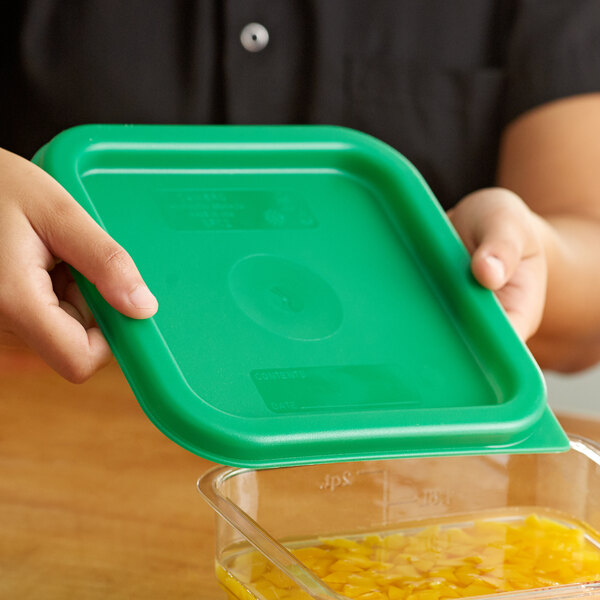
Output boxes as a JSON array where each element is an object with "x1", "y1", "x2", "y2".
[{"x1": 198, "y1": 437, "x2": 600, "y2": 600}]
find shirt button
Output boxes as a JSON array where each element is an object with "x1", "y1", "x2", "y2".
[{"x1": 240, "y1": 22, "x2": 269, "y2": 52}]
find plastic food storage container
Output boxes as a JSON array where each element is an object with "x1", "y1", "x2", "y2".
[{"x1": 198, "y1": 436, "x2": 600, "y2": 600}]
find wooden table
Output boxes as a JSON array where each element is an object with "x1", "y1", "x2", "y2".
[{"x1": 1, "y1": 347, "x2": 598, "y2": 598}]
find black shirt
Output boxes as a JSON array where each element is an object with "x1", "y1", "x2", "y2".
[{"x1": 3, "y1": 0, "x2": 600, "y2": 209}]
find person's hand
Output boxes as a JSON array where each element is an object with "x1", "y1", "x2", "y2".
[
  {"x1": 448, "y1": 187, "x2": 547, "y2": 341},
  {"x1": 0, "y1": 148, "x2": 158, "y2": 382}
]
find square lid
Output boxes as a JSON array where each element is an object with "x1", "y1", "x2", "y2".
[{"x1": 33, "y1": 124, "x2": 569, "y2": 467}]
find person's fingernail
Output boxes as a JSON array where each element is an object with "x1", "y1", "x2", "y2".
[
  {"x1": 129, "y1": 285, "x2": 158, "y2": 310},
  {"x1": 485, "y1": 255, "x2": 505, "y2": 284}
]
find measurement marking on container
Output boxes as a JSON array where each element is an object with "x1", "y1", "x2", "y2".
[
  {"x1": 418, "y1": 488, "x2": 451, "y2": 507},
  {"x1": 387, "y1": 496, "x2": 419, "y2": 507},
  {"x1": 355, "y1": 469, "x2": 385, "y2": 477},
  {"x1": 319, "y1": 471, "x2": 354, "y2": 492},
  {"x1": 381, "y1": 470, "x2": 390, "y2": 524},
  {"x1": 387, "y1": 489, "x2": 451, "y2": 508}
]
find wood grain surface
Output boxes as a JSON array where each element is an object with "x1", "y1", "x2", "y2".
[
  {"x1": 0, "y1": 348, "x2": 220, "y2": 599},
  {"x1": 0, "y1": 347, "x2": 597, "y2": 598}
]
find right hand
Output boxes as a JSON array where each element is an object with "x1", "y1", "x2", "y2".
[
  {"x1": 0, "y1": 148, "x2": 158, "y2": 382},
  {"x1": 447, "y1": 187, "x2": 547, "y2": 342}
]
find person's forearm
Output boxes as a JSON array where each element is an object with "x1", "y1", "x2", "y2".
[
  {"x1": 530, "y1": 213, "x2": 600, "y2": 371},
  {"x1": 495, "y1": 94, "x2": 600, "y2": 372}
]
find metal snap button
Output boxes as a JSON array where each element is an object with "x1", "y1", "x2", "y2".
[{"x1": 240, "y1": 22, "x2": 269, "y2": 52}]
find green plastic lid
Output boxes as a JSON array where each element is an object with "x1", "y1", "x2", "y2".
[{"x1": 33, "y1": 124, "x2": 568, "y2": 467}]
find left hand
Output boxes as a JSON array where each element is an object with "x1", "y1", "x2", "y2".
[{"x1": 448, "y1": 187, "x2": 547, "y2": 341}]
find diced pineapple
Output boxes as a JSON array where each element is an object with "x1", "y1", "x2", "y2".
[{"x1": 217, "y1": 513, "x2": 600, "y2": 600}]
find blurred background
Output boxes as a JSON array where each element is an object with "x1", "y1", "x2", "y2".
[{"x1": 547, "y1": 367, "x2": 600, "y2": 416}]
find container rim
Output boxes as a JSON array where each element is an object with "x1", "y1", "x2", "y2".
[{"x1": 197, "y1": 435, "x2": 600, "y2": 600}]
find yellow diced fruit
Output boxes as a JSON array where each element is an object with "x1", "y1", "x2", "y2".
[
  {"x1": 286, "y1": 591, "x2": 312, "y2": 600},
  {"x1": 218, "y1": 565, "x2": 260, "y2": 600},
  {"x1": 412, "y1": 559, "x2": 436, "y2": 573},
  {"x1": 454, "y1": 566, "x2": 478, "y2": 587},
  {"x1": 387, "y1": 585, "x2": 408, "y2": 600},
  {"x1": 445, "y1": 529, "x2": 474, "y2": 545},
  {"x1": 356, "y1": 591, "x2": 388, "y2": 600},
  {"x1": 478, "y1": 574, "x2": 503, "y2": 589},
  {"x1": 262, "y1": 568, "x2": 295, "y2": 589},
  {"x1": 343, "y1": 584, "x2": 376, "y2": 598},
  {"x1": 329, "y1": 559, "x2": 365, "y2": 572},
  {"x1": 322, "y1": 572, "x2": 351, "y2": 584},
  {"x1": 253, "y1": 579, "x2": 289, "y2": 600},
  {"x1": 346, "y1": 573, "x2": 378, "y2": 588},
  {"x1": 293, "y1": 547, "x2": 330, "y2": 562},
  {"x1": 375, "y1": 549, "x2": 400, "y2": 563},
  {"x1": 325, "y1": 538, "x2": 369, "y2": 553},
  {"x1": 389, "y1": 565, "x2": 421, "y2": 580},
  {"x1": 461, "y1": 583, "x2": 497, "y2": 597},
  {"x1": 232, "y1": 551, "x2": 270, "y2": 582},
  {"x1": 433, "y1": 584, "x2": 461, "y2": 599},
  {"x1": 429, "y1": 569, "x2": 459, "y2": 585},
  {"x1": 365, "y1": 535, "x2": 384, "y2": 547},
  {"x1": 383, "y1": 534, "x2": 407, "y2": 550},
  {"x1": 408, "y1": 590, "x2": 441, "y2": 600},
  {"x1": 219, "y1": 513, "x2": 600, "y2": 600}
]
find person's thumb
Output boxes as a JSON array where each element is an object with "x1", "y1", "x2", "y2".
[
  {"x1": 32, "y1": 187, "x2": 158, "y2": 319},
  {"x1": 450, "y1": 188, "x2": 533, "y2": 291}
]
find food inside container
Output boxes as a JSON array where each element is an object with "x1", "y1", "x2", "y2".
[
  {"x1": 198, "y1": 437, "x2": 600, "y2": 600},
  {"x1": 217, "y1": 511, "x2": 600, "y2": 600}
]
